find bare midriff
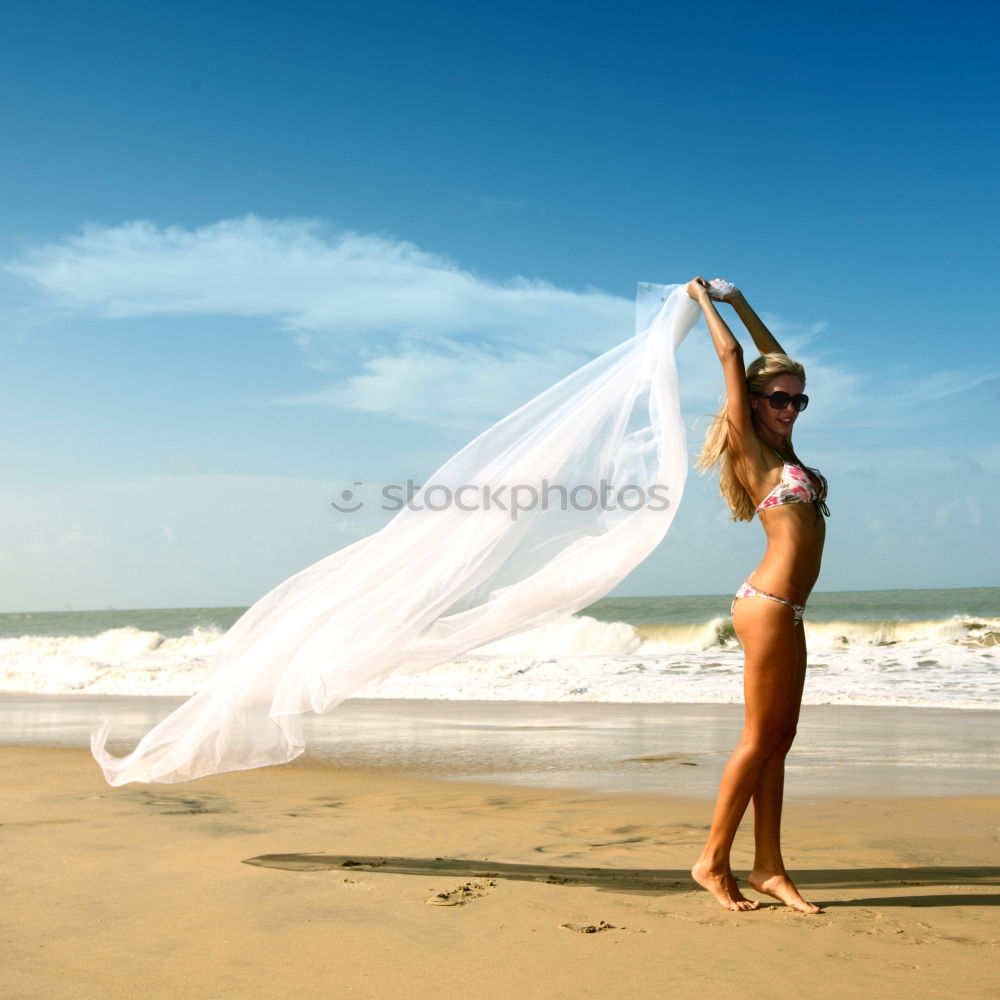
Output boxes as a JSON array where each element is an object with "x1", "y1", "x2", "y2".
[{"x1": 748, "y1": 504, "x2": 825, "y2": 605}]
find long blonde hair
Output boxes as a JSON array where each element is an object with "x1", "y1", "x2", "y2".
[{"x1": 695, "y1": 353, "x2": 807, "y2": 521}]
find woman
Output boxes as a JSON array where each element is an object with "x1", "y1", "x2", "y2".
[{"x1": 687, "y1": 276, "x2": 827, "y2": 914}]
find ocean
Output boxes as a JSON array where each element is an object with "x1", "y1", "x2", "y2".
[{"x1": 2, "y1": 588, "x2": 997, "y2": 711}]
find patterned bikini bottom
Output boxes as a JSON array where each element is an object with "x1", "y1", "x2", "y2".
[{"x1": 731, "y1": 579, "x2": 806, "y2": 626}]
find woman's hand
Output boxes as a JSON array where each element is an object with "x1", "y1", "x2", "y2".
[
  {"x1": 710, "y1": 278, "x2": 742, "y2": 304},
  {"x1": 687, "y1": 277, "x2": 712, "y2": 303}
]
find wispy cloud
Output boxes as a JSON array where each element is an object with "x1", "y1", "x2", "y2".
[
  {"x1": 5, "y1": 215, "x2": 624, "y2": 349},
  {"x1": 6, "y1": 215, "x2": 995, "y2": 444},
  {"x1": 274, "y1": 343, "x2": 583, "y2": 430},
  {"x1": 5, "y1": 215, "x2": 633, "y2": 430}
]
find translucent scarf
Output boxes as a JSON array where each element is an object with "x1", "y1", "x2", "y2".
[{"x1": 93, "y1": 282, "x2": 699, "y2": 784}]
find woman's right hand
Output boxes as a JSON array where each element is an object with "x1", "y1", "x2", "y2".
[{"x1": 686, "y1": 277, "x2": 712, "y2": 303}]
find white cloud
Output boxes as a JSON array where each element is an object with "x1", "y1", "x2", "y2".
[
  {"x1": 5, "y1": 215, "x2": 638, "y2": 431},
  {"x1": 5, "y1": 215, "x2": 628, "y2": 353},
  {"x1": 8, "y1": 216, "x2": 997, "y2": 441},
  {"x1": 10, "y1": 214, "x2": 995, "y2": 442},
  {"x1": 275, "y1": 343, "x2": 584, "y2": 430}
]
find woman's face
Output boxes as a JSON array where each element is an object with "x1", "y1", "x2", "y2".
[{"x1": 750, "y1": 373, "x2": 805, "y2": 439}]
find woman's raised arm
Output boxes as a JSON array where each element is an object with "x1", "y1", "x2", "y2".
[
  {"x1": 687, "y1": 277, "x2": 757, "y2": 458},
  {"x1": 717, "y1": 282, "x2": 786, "y2": 356}
]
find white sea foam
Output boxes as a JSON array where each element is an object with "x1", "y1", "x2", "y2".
[
  {"x1": 1, "y1": 614, "x2": 997, "y2": 708},
  {"x1": 0, "y1": 626, "x2": 224, "y2": 696}
]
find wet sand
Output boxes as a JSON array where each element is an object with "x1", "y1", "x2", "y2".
[
  {"x1": 3, "y1": 695, "x2": 999, "y2": 798},
  {"x1": 2, "y1": 733, "x2": 999, "y2": 1000}
]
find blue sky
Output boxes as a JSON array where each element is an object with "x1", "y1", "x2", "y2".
[{"x1": 1, "y1": 0, "x2": 997, "y2": 611}]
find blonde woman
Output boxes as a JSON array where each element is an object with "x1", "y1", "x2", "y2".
[{"x1": 687, "y1": 276, "x2": 827, "y2": 914}]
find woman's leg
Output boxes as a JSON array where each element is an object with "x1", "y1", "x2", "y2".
[
  {"x1": 748, "y1": 624, "x2": 821, "y2": 912},
  {"x1": 691, "y1": 596, "x2": 805, "y2": 911}
]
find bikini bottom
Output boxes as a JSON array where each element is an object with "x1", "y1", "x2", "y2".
[{"x1": 731, "y1": 579, "x2": 805, "y2": 626}]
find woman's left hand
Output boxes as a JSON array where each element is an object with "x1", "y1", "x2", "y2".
[{"x1": 709, "y1": 278, "x2": 741, "y2": 303}]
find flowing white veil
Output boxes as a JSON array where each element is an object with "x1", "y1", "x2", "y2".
[{"x1": 93, "y1": 282, "x2": 700, "y2": 784}]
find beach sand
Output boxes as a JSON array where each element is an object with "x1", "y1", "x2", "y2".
[{"x1": 2, "y1": 740, "x2": 998, "y2": 1000}]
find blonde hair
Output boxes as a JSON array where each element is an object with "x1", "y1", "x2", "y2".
[{"x1": 695, "y1": 353, "x2": 807, "y2": 522}]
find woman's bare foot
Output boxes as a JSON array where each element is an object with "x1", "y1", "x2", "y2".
[
  {"x1": 748, "y1": 869, "x2": 822, "y2": 914},
  {"x1": 691, "y1": 860, "x2": 760, "y2": 912}
]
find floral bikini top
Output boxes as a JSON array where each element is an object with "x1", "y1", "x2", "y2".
[{"x1": 755, "y1": 455, "x2": 830, "y2": 519}]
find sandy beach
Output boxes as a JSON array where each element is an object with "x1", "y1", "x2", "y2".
[{"x1": 3, "y1": 702, "x2": 999, "y2": 1000}]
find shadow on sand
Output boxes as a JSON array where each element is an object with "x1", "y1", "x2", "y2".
[{"x1": 242, "y1": 854, "x2": 1000, "y2": 906}]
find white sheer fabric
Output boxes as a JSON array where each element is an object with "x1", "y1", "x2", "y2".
[{"x1": 93, "y1": 282, "x2": 699, "y2": 784}]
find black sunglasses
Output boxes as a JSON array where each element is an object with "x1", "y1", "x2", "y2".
[{"x1": 753, "y1": 391, "x2": 809, "y2": 412}]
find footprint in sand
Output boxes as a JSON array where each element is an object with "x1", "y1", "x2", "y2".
[
  {"x1": 560, "y1": 921, "x2": 616, "y2": 933},
  {"x1": 426, "y1": 880, "x2": 497, "y2": 906},
  {"x1": 135, "y1": 791, "x2": 230, "y2": 816},
  {"x1": 560, "y1": 920, "x2": 648, "y2": 934}
]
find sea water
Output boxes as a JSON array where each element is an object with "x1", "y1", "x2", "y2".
[{"x1": 1, "y1": 588, "x2": 996, "y2": 710}]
